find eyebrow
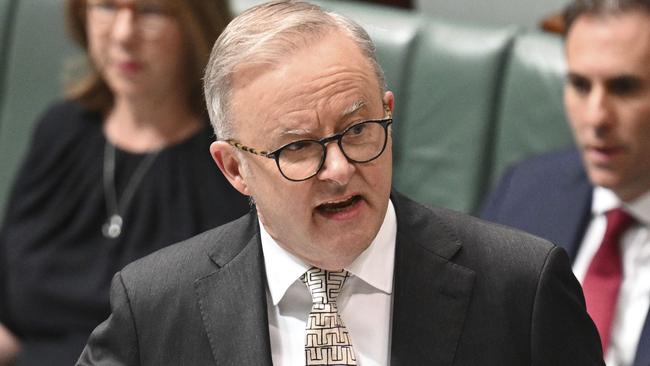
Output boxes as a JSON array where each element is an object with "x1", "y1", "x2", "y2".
[
  {"x1": 567, "y1": 72, "x2": 644, "y2": 88},
  {"x1": 566, "y1": 72, "x2": 582, "y2": 79},
  {"x1": 607, "y1": 75, "x2": 642, "y2": 84},
  {"x1": 276, "y1": 100, "x2": 369, "y2": 138},
  {"x1": 277, "y1": 128, "x2": 312, "y2": 139},
  {"x1": 340, "y1": 99, "x2": 367, "y2": 119}
]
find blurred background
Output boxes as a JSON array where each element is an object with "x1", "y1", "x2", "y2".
[
  {"x1": 0, "y1": 0, "x2": 572, "y2": 218},
  {"x1": 239, "y1": 0, "x2": 568, "y2": 28}
]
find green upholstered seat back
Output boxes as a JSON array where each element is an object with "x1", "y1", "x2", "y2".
[
  {"x1": 0, "y1": 0, "x2": 12, "y2": 46},
  {"x1": 393, "y1": 20, "x2": 516, "y2": 212},
  {"x1": 0, "y1": 0, "x2": 16, "y2": 120},
  {"x1": 0, "y1": 0, "x2": 81, "y2": 217},
  {"x1": 321, "y1": 2, "x2": 519, "y2": 213},
  {"x1": 490, "y1": 31, "x2": 573, "y2": 188}
]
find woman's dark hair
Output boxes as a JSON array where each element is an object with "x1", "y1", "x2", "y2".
[{"x1": 65, "y1": 0, "x2": 232, "y2": 115}]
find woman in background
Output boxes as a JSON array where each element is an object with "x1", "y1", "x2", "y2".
[{"x1": 0, "y1": 1, "x2": 249, "y2": 364}]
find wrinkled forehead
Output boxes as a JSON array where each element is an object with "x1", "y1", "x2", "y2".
[
  {"x1": 231, "y1": 32, "x2": 378, "y2": 103},
  {"x1": 228, "y1": 34, "x2": 382, "y2": 137}
]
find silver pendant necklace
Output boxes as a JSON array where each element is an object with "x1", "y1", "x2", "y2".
[{"x1": 102, "y1": 141, "x2": 161, "y2": 239}]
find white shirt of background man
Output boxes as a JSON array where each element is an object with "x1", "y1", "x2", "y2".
[{"x1": 573, "y1": 187, "x2": 650, "y2": 366}]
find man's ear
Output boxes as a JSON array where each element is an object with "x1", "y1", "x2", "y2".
[
  {"x1": 210, "y1": 141, "x2": 250, "y2": 196},
  {"x1": 383, "y1": 91, "x2": 395, "y2": 113}
]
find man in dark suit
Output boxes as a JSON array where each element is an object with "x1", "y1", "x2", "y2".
[
  {"x1": 482, "y1": 1, "x2": 650, "y2": 366},
  {"x1": 77, "y1": 1, "x2": 603, "y2": 365}
]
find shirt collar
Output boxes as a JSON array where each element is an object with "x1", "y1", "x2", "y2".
[
  {"x1": 261, "y1": 200, "x2": 397, "y2": 306},
  {"x1": 592, "y1": 186, "x2": 650, "y2": 226},
  {"x1": 260, "y1": 222, "x2": 310, "y2": 307},
  {"x1": 347, "y1": 200, "x2": 396, "y2": 294}
]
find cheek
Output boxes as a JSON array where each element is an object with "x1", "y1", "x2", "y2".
[
  {"x1": 86, "y1": 29, "x2": 106, "y2": 68},
  {"x1": 159, "y1": 41, "x2": 184, "y2": 66},
  {"x1": 150, "y1": 28, "x2": 187, "y2": 70},
  {"x1": 148, "y1": 42, "x2": 189, "y2": 86},
  {"x1": 623, "y1": 105, "x2": 650, "y2": 138},
  {"x1": 565, "y1": 99, "x2": 588, "y2": 138},
  {"x1": 369, "y1": 149, "x2": 393, "y2": 187},
  {"x1": 248, "y1": 165, "x2": 310, "y2": 214},
  {"x1": 628, "y1": 122, "x2": 650, "y2": 156},
  {"x1": 259, "y1": 185, "x2": 313, "y2": 236}
]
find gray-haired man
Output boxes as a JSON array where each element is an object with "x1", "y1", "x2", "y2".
[{"x1": 78, "y1": 1, "x2": 603, "y2": 364}]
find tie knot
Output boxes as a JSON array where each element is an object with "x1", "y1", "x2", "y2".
[
  {"x1": 605, "y1": 208, "x2": 635, "y2": 240},
  {"x1": 301, "y1": 267, "x2": 349, "y2": 305}
]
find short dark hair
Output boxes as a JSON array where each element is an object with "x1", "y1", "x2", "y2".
[
  {"x1": 65, "y1": 0, "x2": 232, "y2": 115},
  {"x1": 563, "y1": 0, "x2": 650, "y2": 35}
]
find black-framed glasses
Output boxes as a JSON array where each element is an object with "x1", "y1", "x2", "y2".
[{"x1": 226, "y1": 109, "x2": 393, "y2": 182}]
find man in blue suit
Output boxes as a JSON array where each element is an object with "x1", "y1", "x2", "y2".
[{"x1": 482, "y1": 1, "x2": 650, "y2": 365}]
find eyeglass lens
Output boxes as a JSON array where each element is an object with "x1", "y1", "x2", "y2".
[
  {"x1": 86, "y1": 0, "x2": 172, "y2": 39},
  {"x1": 277, "y1": 120, "x2": 389, "y2": 181}
]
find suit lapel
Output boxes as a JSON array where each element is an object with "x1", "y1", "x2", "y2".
[
  {"x1": 193, "y1": 214, "x2": 273, "y2": 366},
  {"x1": 390, "y1": 194, "x2": 476, "y2": 366},
  {"x1": 633, "y1": 311, "x2": 650, "y2": 366},
  {"x1": 555, "y1": 155, "x2": 593, "y2": 261}
]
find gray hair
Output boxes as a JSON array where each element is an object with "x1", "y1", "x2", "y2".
[
  {"x1": 564, "y1": 0, "x2": 650, "y2": 35},
  {"x1": 203, "y1": 0, "x2": 387, "y2": 139}
]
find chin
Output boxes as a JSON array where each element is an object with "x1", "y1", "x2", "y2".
[
  {"x1": 319, "y1": 228, "x2": 372, "y2": 247},
  {"x1": 587, "y1": 169, "x2": 624, "y2": 191}
]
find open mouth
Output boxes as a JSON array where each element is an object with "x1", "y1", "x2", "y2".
[
  {"x1": 587, "y1": 146, "x2": 623, "y2": 160},
  {"x1": 316, "y1": 195, "x2": 362, "y2": 214}
]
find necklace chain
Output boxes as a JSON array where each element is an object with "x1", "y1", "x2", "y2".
[{"x1": 102, "y1": 141, "x2": 161, "y2": 239}]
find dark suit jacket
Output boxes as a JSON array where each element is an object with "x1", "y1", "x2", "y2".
[
  {"x1": 78, "y1": 192, "x2": 604, "y2": 365},
  {"x1": 481, "y1": 148, "x2": 650, "y2": 366}
]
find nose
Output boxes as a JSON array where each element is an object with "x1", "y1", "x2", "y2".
[
  {"x1": 110, "y1": 8, "x2": 137, "y2": 43},
  {"x1": 316, "y1": 142, "x2": 355, "y2": 186},
  {"x1": 584, "y1": 86, "x2": 614, "y2": 134}
]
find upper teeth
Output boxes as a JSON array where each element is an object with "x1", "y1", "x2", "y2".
[{"x1": 324, "y1": 197, "x2": 353, "y2": 205}]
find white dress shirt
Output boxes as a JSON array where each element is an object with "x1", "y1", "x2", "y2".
[
  {"x1": 261, "y1": 200, "x2": 397, "y2": 366},
  {"x1": 573, "y1": 187, "x2": 650, "y2": 366}
]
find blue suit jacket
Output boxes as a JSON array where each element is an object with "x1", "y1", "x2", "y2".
[{"x1": 481, "y1": 148, "x2": 650, "y2": 366}]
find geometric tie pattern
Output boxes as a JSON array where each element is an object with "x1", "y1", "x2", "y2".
[
  {"x1": 301, "y1": 267, "x2": 357, "y2": 365},
  {"x1": 582, "y1": 208, "x2": 635, "y2": 352}
]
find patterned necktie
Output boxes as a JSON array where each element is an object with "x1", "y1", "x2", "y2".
[
  {"x1": 301, "y1": 267, "x2": 357, "y2": 365},
  {"x1": 582, "y1": 208, "x2": 635, "y2": 351}
]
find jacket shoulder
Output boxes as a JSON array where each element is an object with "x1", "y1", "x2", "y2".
[
  {"x1": 505, "y1": 147, "x2": 583, "y2": 182},
  {"x1": 396, "y1": 192, "x2": 557, "y2": 260},
  {"x1": 118, "y1": 213, "x2": 257, "y2": 291},
  {"x1": 434, "y1": 203, "x2": 556, "y2": 257}
]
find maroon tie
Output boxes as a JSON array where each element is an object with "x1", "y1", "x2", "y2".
[{"x1": 582, "y1": 208, "x2": 635, "y2": 352}]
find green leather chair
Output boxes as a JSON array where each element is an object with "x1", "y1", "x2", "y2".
[
  {"x1": 0, "y1": 0, "x2": 80, "y2": 218},
  {"x1": 393, "y1": 19, "x2": 517, "y2": 213},
  {"x1": 489, "y1": 31, "x2": 573, "y2": 189},
  {"x1": 0, "y1": 0, "x2": 16, "y2": 116}
]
